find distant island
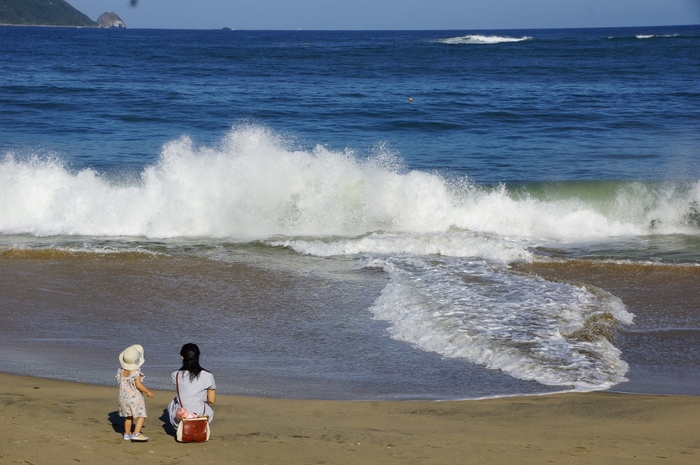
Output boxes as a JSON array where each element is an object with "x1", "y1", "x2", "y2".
[
  {"x1": 0, "y1": 0, "x2": 125, "y2": 28},
  {"x1": 97, "y1": 12, "x2": 126, "y2": 29}
]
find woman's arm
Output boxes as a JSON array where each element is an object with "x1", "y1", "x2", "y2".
[{"x1": 206, "y1": 389, "x2": 216, "y2": 405}]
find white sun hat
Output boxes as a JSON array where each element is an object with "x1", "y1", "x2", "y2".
[{"x1": 119, "y1": 344, "x2": 145, "y2": 370}]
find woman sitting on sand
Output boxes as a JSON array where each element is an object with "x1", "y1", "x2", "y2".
[{"x1": 167, "y1": 343, "x2": 216, "y2": 428}]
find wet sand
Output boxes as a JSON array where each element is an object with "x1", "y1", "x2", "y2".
[{"x1": 1, "y1": 372, "x2": 698, "y2": 465}]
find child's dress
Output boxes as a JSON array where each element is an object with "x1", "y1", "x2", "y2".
[{"x1": 117, "y1": 368, "x2": 148, "y2": 418}]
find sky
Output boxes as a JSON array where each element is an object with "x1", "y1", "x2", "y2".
[{"x1": 69, "y1": 0, "x2": 700, "y2": 30}]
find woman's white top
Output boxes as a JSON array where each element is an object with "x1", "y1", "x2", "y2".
[{"x1": 167, "y1": 369, "x2": 216, "y2": 427}]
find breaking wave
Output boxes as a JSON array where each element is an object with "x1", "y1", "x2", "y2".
[{"x1": 1, "y1": 126, "x2": 699, "y2": 244}]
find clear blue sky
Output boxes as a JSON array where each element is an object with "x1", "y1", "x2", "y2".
[{"x1": 70, "y1": 0, "x2": 700, "y2": 30}]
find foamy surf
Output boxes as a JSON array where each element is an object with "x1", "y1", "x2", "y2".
[
  {"x1": 364, "y1": 256, "x2": 634, "y2": 390},
  {"x1": 272, "y1": 231, "x2": 534, "y2": 263},
  {"x1": 1, "y1": 126, "x2": 699, "y2": 242}
]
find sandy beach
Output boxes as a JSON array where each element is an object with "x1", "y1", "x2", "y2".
[{"x1": 1, "y1": 372, "x2": 697, "y2": 465}]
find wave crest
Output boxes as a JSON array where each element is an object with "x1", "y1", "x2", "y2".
[{"x1": 1, "y1": 126, "x2": 699, "y2": 244}]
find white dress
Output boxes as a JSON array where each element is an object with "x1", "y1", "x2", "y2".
[{"x1": 167, "y1": 370, "x2": 216, "y2": 427}]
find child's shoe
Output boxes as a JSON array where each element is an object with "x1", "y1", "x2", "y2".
[
  {"x1": 123, "y1": 433, "x2": 131, "y2": 440},
  {"x1": 131, "y1": 432, "x2": 148, "y2": 442}
]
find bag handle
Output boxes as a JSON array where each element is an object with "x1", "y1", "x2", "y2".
[{"x1": 175, "y1": 371, "x2": 183, "y2": 406}]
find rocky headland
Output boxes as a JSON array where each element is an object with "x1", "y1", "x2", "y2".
[{"x1": 0, "y1": 0, "x2": 125, "y2": 28}]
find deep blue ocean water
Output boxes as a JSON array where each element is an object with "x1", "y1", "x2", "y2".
[
  {"x1": 0, "y1": 25, "x2": 699, "y2": 399},
  {"x1": 2, "y1": 26, "x2": 699, "y2": 181}
]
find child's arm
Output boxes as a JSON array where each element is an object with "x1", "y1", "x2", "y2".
[{"x1": 135, "y1": 376, "x2": 154, "y2": 398}]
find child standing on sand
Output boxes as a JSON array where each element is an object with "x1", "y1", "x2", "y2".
[{"x1": 117, "y1": 344, "x2": 154, "y2": 442}]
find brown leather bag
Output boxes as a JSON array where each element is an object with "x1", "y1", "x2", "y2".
[
  {"x1": 175, "y1": 373, "x2": 210, "y2": 442},
  {"x1": 177, "y1": 416, "x2": 209, "y2": 442}
]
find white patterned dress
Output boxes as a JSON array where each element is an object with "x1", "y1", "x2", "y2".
[{"x1": 117, "y1": 368, "x2": 147, "y2": 418}]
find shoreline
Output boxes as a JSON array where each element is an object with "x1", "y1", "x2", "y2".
[
  {"x1": 2, "y1": 366, "x2": 693, "y2": 402},
  {"x1": 2, "y1": 372, "x2": 698, "y2": 464}
]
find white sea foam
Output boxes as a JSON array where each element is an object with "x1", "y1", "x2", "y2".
[
  {"x1": 272, "y1": 231, "x2": 534, "y2": 263},
  {"x1": 438, "y1": 35, "x2": 532, "y2": 45},
  {"x1": 365, "y1": 256, "x2": 634, "y2": 389},
  {"x1": 1, "y1": 126, "x2": 699, "y2": 243}
]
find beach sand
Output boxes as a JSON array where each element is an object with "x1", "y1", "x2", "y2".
[{"x1": 1, "y1": 373, "x2": 697, "y2": 464}]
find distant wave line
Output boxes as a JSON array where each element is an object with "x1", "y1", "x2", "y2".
[{"x1": 437, "y1": 35, "x2": 532, "y2": 45}]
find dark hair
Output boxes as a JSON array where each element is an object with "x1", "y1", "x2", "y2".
[{"x1": 179, "y1": 343, "x2": 207, "y2": 381}]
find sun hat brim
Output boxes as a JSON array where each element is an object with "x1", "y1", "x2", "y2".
[{"x1": 119, "y1": 344, "x2": 145, "y2": 370}]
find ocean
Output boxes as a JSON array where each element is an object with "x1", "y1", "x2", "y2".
[{"x1": 0, "y1": 25, "x2": 699, "y2": 399}]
